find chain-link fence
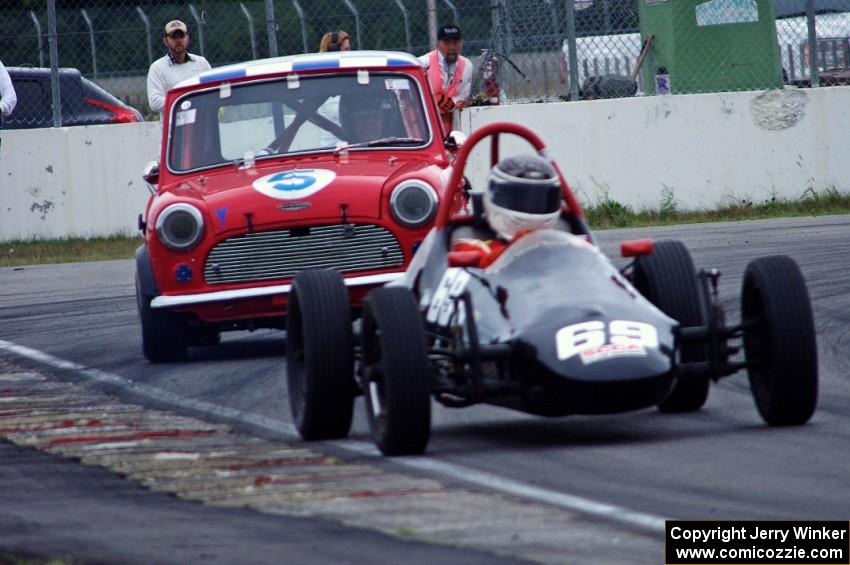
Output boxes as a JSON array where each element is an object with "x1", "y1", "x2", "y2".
[{"x1": 1, "y1": 0, "x2": 850, "y2": 127}]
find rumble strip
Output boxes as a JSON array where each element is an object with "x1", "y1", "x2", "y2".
[{"x1": 0, "y1": 340, "x2": 663, "y2": 564}]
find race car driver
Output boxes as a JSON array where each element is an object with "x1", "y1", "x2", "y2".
[{"x1": 452, "y1": 154, "x2": 562, "y2": 268}]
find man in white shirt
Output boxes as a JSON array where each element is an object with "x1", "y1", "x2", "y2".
[
  {"x1": 418, "y1": 24, "x2": 473, "y2": 135},
  {"x1": 0, "y1": 59, "x2": 16, "y2": 150},
  {"x1": 146, "y1": 20, "x2": 210, "y2": 115},
  {"x1": 0, "y1": 59, "x2": 17, "y2": 120}
]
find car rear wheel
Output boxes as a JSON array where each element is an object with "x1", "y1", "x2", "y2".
[
  {"x1": 286, "y1": 269, "x2": 355, "y2": 440},
  {"x1": 742, "y1": 256, "x2": 817, "y2": 426},
  {"x1": 361, "y1": 287, "x2": 431, "y2": 456},
  {"x1": 136, "y1": 274, "x2": 188, "y2": 362},
  {"x1": 633, "y1": 240, "x2": 709, "y2": 412}
]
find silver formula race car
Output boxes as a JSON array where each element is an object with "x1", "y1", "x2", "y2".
[{"x1": 285, "y1": 122, "x2": 818, "y2": 455}]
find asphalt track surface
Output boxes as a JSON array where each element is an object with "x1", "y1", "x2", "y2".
[{"x1": 1, "y1": 215, "x2": 848, "y2": 563}]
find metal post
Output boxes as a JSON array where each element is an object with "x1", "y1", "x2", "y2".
[
  {"x1": 80, "y1": 9, "x2": 98, "y2": 79},
  {"x1": 602, "y1": 0, "x2": 611, "y2": 31},
  {"x1": 136, "y1": 7, "x2": 153, "y2": 65},
  {"x1": 806, "y1": 0, "x2": 819, "y2": 87},
  {"x1": 393, "y1": 0, "x2": 412, "y2": 53},
  {"x1": 291, "y1": 0, "x2": 308, "y2": 54},
  {"x1": 498, "y1": 0, "x2": 514, "y2": 54},
  {"x1": 490, "y1": 0, "x2": 500, "y2": 50},
  {"x1": 47, "y1": 0, "x2": 61, "y2": 127},
  {"x1": 188, "y1": 4, "x2": 206, "y2": 56},
  {"x1": 564, "y1": 0, "x2": 579, "y2": 100},
  {"x1": 29, "y1": 11, "x2": 45, "y2": 67},
  {"x1": 428, "y1": 0, "x2": 437, "y2": 49},
  {"x1": 548, "y1": 0, "x2": 561, "y2": 50},
  {"x1": 239, "y1": 3, "x2": 258, "y2": 60},
  {"x1": 265, "y1": 0, "x2": 280, "y2": 56},
  {"x1": 442, "y1": 0, "x2": 459, "y2": 26},
  {"x1": 342, "y1": 0, "x2": 363, "y2": 50}
]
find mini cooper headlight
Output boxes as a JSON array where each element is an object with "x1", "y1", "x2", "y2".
[
  {"x1": 155, "y1": 203, "x2": 205, "y2": 251},
  {"x1": 390, "y1": 180, "x2": 438, "y2": 228}
]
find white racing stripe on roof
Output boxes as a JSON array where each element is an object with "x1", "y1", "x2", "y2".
[
  {"x1": 0, "y1": 337, "x2": 666, "y2": 535},
  {"x1": 339, "y1": 56, "x2": 388, "y2": 68},
  {"x1": 246, "y1": 62, "x2": 293, "y2": 76}
]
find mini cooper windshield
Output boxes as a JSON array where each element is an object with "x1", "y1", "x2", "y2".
[{"x1": 168, "y1": 73, "x2": 431, "y2": 173}]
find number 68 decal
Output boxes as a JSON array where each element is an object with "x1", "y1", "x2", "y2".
[{"x1": 556, "y1": 320, "x2": 658, "y2": 364}]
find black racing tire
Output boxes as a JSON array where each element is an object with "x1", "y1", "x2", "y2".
[
  {"x1": 286, "y1": 269, "x2": 355, "y2": 440},
  {"x1": 633, "y1": 240, "x2": 710, "y2": 412},
  {"x1": 361, "y1": 287, "x2": 431, "y2": 456},
  {"x1": 742, "y1": 256, "x2": 817, "y2": 426},
  {"x1": 136, "y1": 274, "x2": 188, "y2": 363},
  {"x1": 187, "y1": 327, "x2": 221, "y2": 347}
]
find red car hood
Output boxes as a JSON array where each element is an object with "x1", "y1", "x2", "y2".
[{"x1": 176, "y1": 158, "x2": 428, "y2": 234}]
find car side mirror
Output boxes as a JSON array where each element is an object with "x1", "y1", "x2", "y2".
[
  {"x1": 142, "y1": 160, "x2": 160, "y2": 193},
  {"x1": 620, "y1": 238, "x2": 654, "y2": 258},
  {"x1": 444, "y1": 130, "x2": 467, "y2": 152}
]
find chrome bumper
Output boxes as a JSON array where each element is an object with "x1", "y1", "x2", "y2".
[{"x1": 150, "y1": 272, "x2": 403, "y2": 309}]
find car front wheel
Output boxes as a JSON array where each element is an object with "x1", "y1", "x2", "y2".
[
  {"x1": 136, "y1": 274, "x2": 188, "y2": 362},
  {"x1": 361, "y1": 287, "x2": 431, "y2": 456},
  {"x1": 286, "y1": 269, "x2": 355, "y2": 440}
]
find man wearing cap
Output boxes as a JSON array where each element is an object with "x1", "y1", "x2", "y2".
[
  {"x1": 418, "y1": 24, "x2": 472, "y2": 135},
  {"x1": 146, "y1": 20, "x2": 211, "y2": 115}
]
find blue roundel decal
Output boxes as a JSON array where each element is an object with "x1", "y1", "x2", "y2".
[{"x1": 253, "y1": 169, "x2": 337, "y2": 200}]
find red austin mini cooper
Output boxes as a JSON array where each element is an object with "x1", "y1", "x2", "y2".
[{"x1": 136, "y1": 50, "x2": 464, "y2": 362}]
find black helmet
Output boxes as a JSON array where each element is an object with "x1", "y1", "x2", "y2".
[{"x1": 484, "y1": 154, "x2": 562, "y2": 239}]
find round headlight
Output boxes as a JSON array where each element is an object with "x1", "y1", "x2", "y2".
[
  {"x1": 390, "y1": 180, "x2": 438, "y2": 228},
  {"x1": 155, "y1": 203, "x2": 204, "y2": 251}
]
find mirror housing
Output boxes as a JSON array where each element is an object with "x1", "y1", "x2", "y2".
[
  {"x1": 445, "y1": 130, "x2": 468, "y2": 152},
  {"x1": 142, "y1": 160, "x2": 160, "y2": 192},
  {"x1": 620, "y1": 238, "x2": 654, "y2": 258}
]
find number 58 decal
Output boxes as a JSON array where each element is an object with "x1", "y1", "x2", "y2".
[{"x1": 556, "y1": 320, "x2": 658, "y2": 365}]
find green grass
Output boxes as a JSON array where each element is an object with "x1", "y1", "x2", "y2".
[
  {"x1": 0, "y1": 554, "x2": 80, "y2": 565},
  {"x1": 0, "y1": 235, "x2": 142, "y2": 268},
  {"x1": 1, "y1": 189, "x2": 848, "y2": 268},
  {"x1": 585, "y1": 187, "x2": 850, "y2": 229}
]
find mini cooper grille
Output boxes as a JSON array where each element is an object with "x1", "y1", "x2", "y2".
[{"x1": 204, "y1": 224, "x2": 405, "y2": 285}]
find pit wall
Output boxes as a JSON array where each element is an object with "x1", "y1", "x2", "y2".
[
  {"x1": 0, "y1": 121, "x2": 160, "y2": 241},
  {"x1": 1, "y1": 86, "x2": 847, "y2": 241},
  {"x1": 460, "y1": 86, "x2": 849, "y2": 213}
]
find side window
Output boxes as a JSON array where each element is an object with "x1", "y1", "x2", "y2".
[
  {"x1": 60, "y1": 78, "x2": 86, "y2": 125},
  {"x1": 8, "y1": 79, "x2": 50, "y2": 128}
]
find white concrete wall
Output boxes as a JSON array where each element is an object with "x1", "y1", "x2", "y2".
[
  {"x1": 0, "y1": 121, "x2": 160, "y2": 241},
  {"x1": 460, "y1": 86, "x2": 850, "y2": 212},
  {"x1": 0, "y1": 86, "x2": 848, "y2": 242}
]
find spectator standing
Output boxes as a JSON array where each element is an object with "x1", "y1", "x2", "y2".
[
  {"x1": 317, "y1": 31, "x2": 352, "y2": 147},
  {"x1": 146, "y1": 20, "x2": 210, "y2": 115},
  {"x1": 319, "y1": 31, "x2": 351, "y2": 53},
  {"x1": 1, "y1": 59, "x2": 17, "y2": 121},
  {"x1": 418, "y1": 24, "x2": 472, "y2": 135},
  {"x1": 0, "y1": 59, "x2": 16, "y2": 151}
]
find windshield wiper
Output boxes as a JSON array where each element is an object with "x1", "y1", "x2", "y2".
[{"x1": 333, "y1": 137, "x2": 425, "y2": 155}]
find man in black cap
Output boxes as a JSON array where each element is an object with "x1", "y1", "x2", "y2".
[{"x1": 419, "y1": 24, "x2": 472, "y2": 134}]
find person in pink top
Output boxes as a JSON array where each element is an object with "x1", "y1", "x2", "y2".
[{"x1": 418, "y1": 24, "x2": 472, "y2": 135}]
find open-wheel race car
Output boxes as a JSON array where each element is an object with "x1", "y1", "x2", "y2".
[{"x1": 286, "y1": 122, "x2": 818, "y2": 455}]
